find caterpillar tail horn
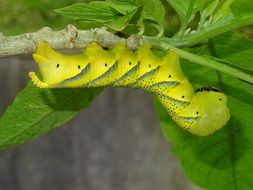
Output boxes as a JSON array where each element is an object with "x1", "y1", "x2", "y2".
[{"x1": 29, "y1": 72, "x2": 49, "y2": 88}]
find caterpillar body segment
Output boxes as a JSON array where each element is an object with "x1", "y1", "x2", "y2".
[
  {"x1": 29, "y1": 42, "x2": 230, "y2": 136},
  {"x1": 32, "y1": 42, "x2": 89, "y2": 86}
]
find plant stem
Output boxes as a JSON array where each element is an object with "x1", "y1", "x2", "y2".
[{"x1": 0, "y1": 25, "x2": 140, "y2": 57}]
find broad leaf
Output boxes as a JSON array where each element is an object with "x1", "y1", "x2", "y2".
[
  {"x1": 105, "y1": 0, "x2": 165, "y2": 35},
  {"x1": 105, "y1": 8, "x2": 138, "y2": 31},
  {"x1": 56, "y1": 0, "x2": 165, "y2": 35},
  {"x1": 0, "y1": 83, "x2": 101, "y2": 149},
  {"x1": 141, "y1": 0, "x2": 165, "y2": 36},
  {"x1": 168, "y1": 0, "x2": 209, "y2": 24},
  {"x1": 55, "y1": 1, "x2": 139, "y2": 31},
  {"x1": 155, "y1": 32, "x2": 253, "y2": 189},
  {"x1": 210, "y1": 32, "x2": 253, "y2": 71},
  {"x1": 105, "y1": 0, "x2": 138, "y2": 14},
  {"x1": 156, "y1": 85, "x2": 253, "y2": 190},
  {"x1": 55, "y1": 2, "x2": 121, "y2": 22},
  {"x1": 231, "y1": 0, "x2": 253, "y2": 20}
]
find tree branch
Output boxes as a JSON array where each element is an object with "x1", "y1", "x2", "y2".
[{"x1": 0, "y1": 24, "x2": 141, "y2": 57}]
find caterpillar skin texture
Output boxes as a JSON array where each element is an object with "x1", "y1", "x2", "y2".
[{"x1": 29, "y1": 42, "x2": 230, "y2": 136}]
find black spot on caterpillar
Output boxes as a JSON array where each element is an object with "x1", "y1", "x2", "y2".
[{"x1": 29, "y1": 42, "x2": 230, "y2": 136}]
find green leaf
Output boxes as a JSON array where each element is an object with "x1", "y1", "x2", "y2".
[
  {"x1": 168, "y1": 0, "x2": 209, "y2": 36},
  {"x1": 105, "y1": 8, "x2": 138, "y2": 31},
  {"x1": 56, "y1": 1, "x2": 139, "y2": 31},
  {"x1": 200, "y1": 0, "x2": 219, "y2": 19},
  {"x1": 168, "y1": 0, "x2": 209, "y2": 24},
  {"x1": 55, "y1": 2, "x2": 121, "y2": 22},
  {"x1": 186, "y1": 31, "x2": 253, "y2": 72},
  {"x1": 105, "y1": 0, "x2": 166, "y2": 35},
  {"x1": 155, "y1": 39, "x2": 253, "y2": 189},
  {"x1": 141, "y1": 0, "x2": 165, "y2": 36},
  {"x1": 210, "y1": 32, "x2": 253, "y2": 71},
  {"x1": 231, "y1": 0, "x2": 253, "y2": 20},
  {"x1": 194, "y1": 0, "x2": 233, "y2": 34},
  {"x1": 0, "y1": 83, "x2": 101, "y2": 149},
  {"x1": 105, "y1": 0, "x2": 138, "y2": 14},
  {"x1": 56, "y1": 0, "x2": 164, "y2": 35},
  {"x1": 156, "y1": 72, "x2": 253, "y2": 190}
]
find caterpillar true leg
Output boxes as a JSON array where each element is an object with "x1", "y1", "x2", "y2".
[{"x1": 29, "y1": 42, "x2": 230, "y2": 136}]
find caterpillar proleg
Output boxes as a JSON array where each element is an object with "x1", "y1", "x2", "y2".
[{"x1": 29, "y1": 42, "x2": 230, "y2": 136}]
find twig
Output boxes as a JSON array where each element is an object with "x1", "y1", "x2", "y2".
[{"x1": 0, "y1": 25, "x2": 141, "y2": 57}]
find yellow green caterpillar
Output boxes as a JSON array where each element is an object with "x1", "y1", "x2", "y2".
[{"x1": 29, "y1": 42, "x2": 230, "y2": 136}]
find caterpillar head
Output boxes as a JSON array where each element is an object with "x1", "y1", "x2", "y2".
[
  {"x1": 177, "y1": 86, "x2": 230, "y2": 136},
  {"x1": 29, "y1": 42, "x2": 88, "y2": 88},
  {"x1": 196, "y1": 89, "x2": 230, "y2": 136}
]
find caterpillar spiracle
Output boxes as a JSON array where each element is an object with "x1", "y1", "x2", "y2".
[{"x1": 29, "y1": 42, "x2": 230, "y2": 136}]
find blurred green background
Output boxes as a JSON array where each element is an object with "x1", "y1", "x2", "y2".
[{"x1": 0, "y1": 0, "x2": 93, "y2": 35}]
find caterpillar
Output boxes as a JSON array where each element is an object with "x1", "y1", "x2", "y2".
[{"x1": 29, "y1": 42, "x2": 230, "y2": 136}]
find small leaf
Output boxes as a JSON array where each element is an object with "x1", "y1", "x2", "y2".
[
  {"x1": 107, "y1": 0, "x2": 165, "y2": 35},
  {"x1": 201, "y1": 0, "x2": 219, "y2": 18},
  {"x1": 56, "y1": 0, "x2": 164, "y2": 35},
  {"x1": 213, "y1": 0, "x2": 233, "y2": 23},
  {"x1": 0, "y1": 83, "x2": 101, "y2": 149},
  {"x1": 56, "y1": 1, "x2": 139, "y2": 31},
  {"x1": 105, "y1": 9, "x2": 138, "y2": 31},
  {"x1": 105, "y1": 0, "x2": 138, "y2": 14},
  {"x1": 55, "y1": 2, "x2": 121, "y2": 22},
  {"x1": 168, "y1": 0, "x2": 209, "y2": 24},
  {"x1": 141, "y1": 0, "x2": 165, "y2": 36}
]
